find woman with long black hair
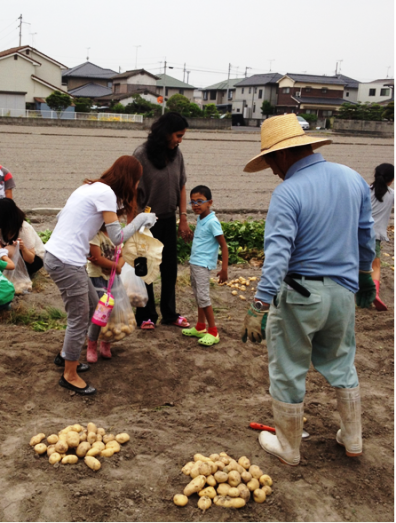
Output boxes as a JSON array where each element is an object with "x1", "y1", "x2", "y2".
[
  {"x1": 370, "y1": 163, "x2": 394, "y2": 311},
  {"x1": 132, "y1": 112, "x2": 192, "y2": 329}
]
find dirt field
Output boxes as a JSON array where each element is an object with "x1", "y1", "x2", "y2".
[{"x1": 0, "y1": 125, "x2": 394, "y2": 522}]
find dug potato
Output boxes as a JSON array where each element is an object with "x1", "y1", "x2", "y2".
[
  {"x1": 259, "y1": 474, "x2": 273, "y2": 487},
  {"x1": 55, "y1": 440, "x2": 68, "y2": 454},
  {"x1": 97, "y1": 428, "x2": 106, "y2": 436},
  {"x1": 100, "y1": 448, "x2": 114, "y2": 458},
  {"x1": 181, "y1": 461, "x2": 195, "y2": 476},
  {"x1": 115, "y1": 433, "x2": 130, "y2": 444},
  {"x1": 34, "y1": 443, "x2": 47, "y2": 455},
  {"x1": 92, "y1": 441, "x2": 105, "y2": 451},
  {"x1": 194, "y1": 453, "x2": 213, "y2": 463},
  {"x1": 49, "y1": 452, "x2": 62, "y2": 465},
  {"x1": 253, "y1": 489, "x2": 266, "y2": 503},
  {"x1": 214, "y1": 471, "x2": 228, "y2": 483},
  {"x1": 76, "y1": 442, "x2": 91, "y2": 458},
  {"x1": 102, "y1": 434, "x2": 115, "y2": 444},
  {"x1": 96, "y1": 434, "x2": 103, "y2": 442},
  {"x1": 209, "y1": 454, "x2": 220, "y2": 462},
  {"x1": 228, "y1": 470, "x2": 241, "y2": 487},
  {"x1": 206, "y1": 475, "x2": 217, "y2": 487},
  {"x1": 66, "y1": 431, "x2": 80, "y2": 448},
  {"x1": 241, "y1": 471, "x2": 252, "y2": 483},
  {"x1": 213, "y1": 496, "x2": 246, "y2": 509},
  {"x1": 62, "y1": 455, "x2": 79, "y2": 465},
  {"x1": 173, "y1": 494, "x2": 188, "y2": 507},
  {"x1": 262, "y1": 485, "x2": 272, "y2": 496},
  {"x1": 79, "y1": 432, "x2": 87, "y2": 442},
  {"x1": 72, "y1": 424, "x2": 84, "y2": 433},
  {"x1": 228, "y1": 488, "x2": 240, "y2": 498},
  {"x1": 87, "y1": 431, "x2": 97, "y2": 444},
  {"x1": 191, "y1": 461, "x2": 212, "y2": 478},
  {"x1": 237, "y1": 483, "x2": 251, "y2": 502},
  {"x1": 84, "y1": 456, "x2": 101, "y2": 471},
  {"x1": 238, "y1": 456, "x2": 251, "y2": 470},
  {"x1": 86, "y1": 447, "x2": 101, "y2": 457},
  {"x1": 214, "y1": 460, "x2": 225, "y2": 471},
  {"x1": 198, "y1": 487, "x2": 216, "y2": 499},
  {"x1": 87, "y1": 422, "x2": 97, "y2": 434},
  {"x1": 198, "y1": 496, "x2": 212, "y2": 511},
  {"x1": 29, "y1": 433, "x2": 46, "y2": 446},
  {"x1": 183, "y1": 475, "x2": 206, "y2": 497},
  {"x1": 105, "y1": 440, "x2": 121, "y2": 453},
  {"x1": 217, "y1": 483, "x2": 231, "y2": 496},
  {"x1": 249, "y1": 465, "x2": 264, "y2": 479},
  {"x1": 247, "y1": 478, "x2": 260, "y2": 492},
  {"x1": 47, "y1": 434, "x2": 59, "y2": 445}
]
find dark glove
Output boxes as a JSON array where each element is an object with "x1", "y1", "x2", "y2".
[
  {"x1": 356, "y1": 272, "x2": 376, "y2": 308},
  {"x1": 241, "y1": 303, "x2": 268, "y2": 343}
]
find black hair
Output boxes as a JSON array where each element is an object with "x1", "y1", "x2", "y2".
[
  {"x1": 0, "y1": 198, "x2": 26, "y2": 244},
  {"x1": 190, "y1": 185, "x2": 212, "y2": 200},
  {"x1": 145, "y1": 112, "x2": 189, "y2": 169},
  {"x1": 371, "y1": 163, "x2": 394, "y2": 202}
]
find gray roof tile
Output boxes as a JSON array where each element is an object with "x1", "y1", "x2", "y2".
[
  {"x1": 68, "y1": 83, "x2": 113, "y2": 98},
  {"x1": 156, "y1": 74, "x2": 195, "y2": 89},
  {"x1": 203, "y1": 78, "x2": 244, "y2": 90},
  {"x1": 234, "y1": 73, "x2": 282, "y2": 87},
  {"x1": 62, "y1": 61, "x2": 117, "y2": 79}
]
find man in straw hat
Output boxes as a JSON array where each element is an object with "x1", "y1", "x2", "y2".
[{"x1": 241, "y1": 114, "x2": 376, "y2": 466}]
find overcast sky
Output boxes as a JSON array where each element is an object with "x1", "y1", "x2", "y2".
[{"x1": 1, "y1": 0, "x2": 394, "y2": 88}]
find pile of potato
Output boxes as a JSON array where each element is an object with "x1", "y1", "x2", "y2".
[
  {"x1": 13, "y1": 280, "x2": 32, "y2": 295},
  {"x1": 217, "y1": 276, "x2": 258, "y2": 302},
  {"x1": 126, "y1": 292, "x2": 148, "y2": 308},
  {"x1": 173, "y1": 452, "x2": 273, "y2": 511},
  {"x1": 99, "y1": 312, "x2": 137, "y2": 342},
  {"x1": 29, "y1": 422, "x2": 130, "y2": 471}
]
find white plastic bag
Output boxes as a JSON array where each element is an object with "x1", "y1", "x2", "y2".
[
  {"x1": 99, "y1": 278, "x2": 136, "y2": 343},
  {"x1": 122, "y1": 228, "x2": 163, "y2": 285},
  {"x1": 120, "y1": 264, "x2": 148, "y2": 308},
  {"x1": 3, "y1": 242, "x2": 32, "y2": 294}
]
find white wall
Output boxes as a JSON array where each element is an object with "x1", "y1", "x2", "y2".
[
  {"x1": 357, "y1": 81, "x2": 393, "y2": 103},
  {"x1": 126, "y1": 73, "x2": 156, "y2": 86}
]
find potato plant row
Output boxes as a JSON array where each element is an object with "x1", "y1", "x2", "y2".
[
  {"x1": 173, "y1": 451, "x2": 273, "y2": 511},
  {"x1": 29, "y1": 422, "x2": 130, "y2": 471}
]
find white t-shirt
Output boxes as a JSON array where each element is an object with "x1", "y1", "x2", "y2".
[
  {"x1": 371, "y1": 187, "x2": 394, "y2": 241},
  {"x1": 45, "y1": 182, "x2": 117, "y2": 266},
  {"x1": 0, "y1": 221, "x2": 45, "y2": 259}
]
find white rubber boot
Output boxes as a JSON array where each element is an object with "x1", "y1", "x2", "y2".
[
  {"x1": 335, "y1": 386, "x2": 362, "y2": 457},
  {"x1": 258, "y1": 398, "x2": 304, "y2": 466}
]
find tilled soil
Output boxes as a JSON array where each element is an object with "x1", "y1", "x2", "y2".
[{"x1": 0, "y1": 234, "x2": 393, "y2": 522}]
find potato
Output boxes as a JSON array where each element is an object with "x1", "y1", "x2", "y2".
[
  {"x1": 240, "y1": 285, "x2": 246, "y2": 291},
  {"x1": 100, "y1": 448, "x2": 115, "y2": 457},
  {"x1": 194, "y1": 453, "x2": 211, "y2": 463},
  {"x1": 34, "y1": 443, "x2": 47, "y2": 455},
  {"x1": 87, "y1": 431, "x2": 97, "y2": 444},
  {"x1": 87, "y1": 422, "x2": 97, "y2": 434},
  {"x1": 114, "y1": 333, "x2": 126, "y2": 341},
  {"x1": 72, "y1": 424, "x2": 84, "y2": 432},
  {"x1": 228, "y1": 470, "x2": 241, "y2": 487},
  {"x1": 58, "y1": 434, "x2": 68, "y2": 442},
  {"x1": 173, "y1": 494, "x2": 188, "y2": 507},
  {"x1": 247, "y1": 478, "x2": 260, "y2": 491},
  {"x1": 183, "y1": 475, "x2": 206, "y2": 497},
  {"x1": 105, "y1": 440, "x2": 121, "y2": 453},
  {"x1": 62, "y1": 455, "x2": 78, "y2": 465},
  {"x1": 206, "y1": 475, "x2": 217, "y2": 487},
  {"x1": 76, "y1": 442, "x2": 91, "y2": 458},
  {"x1": 115, "y1": 433, "x2": 130, "y2": 444},
  {"x1": 59, "y1": 426, "x2": 73, "y2": 435},
  {"x1": 198, "y1": 486, "x2": 216, "y2": 499},
  {"x1": 228, "y1": 487, "x2": 240, "y2": 498},
  {"x1": 191, "y1": 461, "x2": 211, "y2": 478},
  {"x1": 95, "y1": 434, "x2": 102, "y2": 442},
  {"x1": 97, "y1": 428, "x2": 105, "y2": 436},
  {"x1": 217, "y1": 483, "x2": 231, "y2": 496},
  {"x1": 253, "y1": 489, "x2": 266, "y2": 503},
  {"x1": 181, "y1": 461, "x2": 195, "y2": 475},
  {"x1": 79, "y1": 432, "x2": 87, "y2": 442},
  {"x1": 55, "y1": 440, "x2": 68, "y2": 454},
  {"x1": 213, "y1": 496, "x2": 246, "y2": 508},
  {"x1": 218, "y1": 454, "x2": 230, "y2": 465},
  {"x1": 259, "y1": 474, "x2": 273, "y2": 487},
  {"x1": 237, "y1": 483, "x2": 251, "y2": 502},
  {"x1": 209, "y1": 454, "x2": 220, "y2": 462},
  {"x1": 249, "y1": 465, "x2": 263, "y2": 479},
  {"x1": 49, "y1": 452, "x2": 62, "y2": 465},
  {"x1": 239, "y1": 295, "x2": 246, "y2": 301},
  {"x1": 86, "y1": 447, "x2": 101, "y2": 457},
  {"x1": 231, "y1": 290, "x2": 238, "y2": 296},
  {"x1": 121, "y1": 325, "x2": 132, "y2": 334},
  {"x1": 47, "y1": 445, "x2": 56, "y2": 457},
  {"x1": 104, "y1": 331, "x2": 113, "y2": 339},
  {"x1": 238, "y1": 456, "x2": 251, "y2": 470},
  {"x1": 29, "y1": 433, "x2": 46, "y2": 446},
  {"x1": 66, "y1": 432, "x2": 80, "y2": 448},
  {"x1": 102, "y1": 434, "x2": 115, "y2": 444},
  {"x1": 214, "y1": 471, "x2": 228, "y2": 483},
  {"x1": 92, "y1": 441, "x2": 105, "y2": 451},
  {"x1": 47, "y1": 434, "x2": 59, "y2": 445},
  {"x1": 262, "y1": 485, "x2": 272, "y2": 496},
  {"x1": 241, "y1": 471, "x2": 252, "y2": 483},
  {"x1": 198, "y1": 496, "x2": 212, "y2": 511},
  {"x1": 214, "y1": 460, "x2": 225, "y2": 471},
  {"x1": 84, "y1": 456, "x2": 101, "y2": 471}
]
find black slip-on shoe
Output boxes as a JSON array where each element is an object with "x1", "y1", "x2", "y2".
[
  {"x1": 54, "y1": 353, "x2": 90, "y2": 373},
  {"x1": 59, "y1": 375, "x2": 96, "y2": 395}
]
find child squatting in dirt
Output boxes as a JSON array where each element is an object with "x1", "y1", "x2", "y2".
[{"x1": 182, "y1": 185, "x2": 228, "y2": 347}]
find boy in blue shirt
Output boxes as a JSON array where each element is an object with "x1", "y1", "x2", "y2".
[{"x1": 182, "y1": 185, "x2": 228, "y2": 346}]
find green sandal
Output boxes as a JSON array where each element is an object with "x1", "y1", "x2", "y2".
[
  {"x1": 182, "y1": 327, "x2": 207, "y2": 338},
  {"x1": 198, "y1": 333, "x2": 220, "y2": 346}
]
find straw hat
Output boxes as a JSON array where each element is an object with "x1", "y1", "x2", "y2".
[{"x1": 244, "y1": 114, "x2": 332, "y2": 173}]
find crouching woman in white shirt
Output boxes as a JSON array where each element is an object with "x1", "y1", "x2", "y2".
[{"x1": 44, "y1": 155, "x2": 156, "y2": 395}]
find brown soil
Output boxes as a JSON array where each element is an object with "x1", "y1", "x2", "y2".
[{"x1": 0, "y1": 232, "x2": 393, "y2": 522}]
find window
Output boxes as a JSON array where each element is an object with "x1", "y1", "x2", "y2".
[
  {"x1": 305, "y1": 109, "x2": 313, "y2": 114},
  {"x1": 210, "y1": 91, "x2": 216, "y2": 100},
  {"x1": 107, "y1": 81, "x2": 112, "y2": 87},
  {"x1": 14, "y1": 55, "x2": 18, "y2": 60},
  {"x1": 179, "y1": 89, "x2": 184, "y2": 95},
  {"x1": 203, "y1": 91, "x2": 208, "y2": 101},
  {"x1": 114, "y1": 83, "x2": 120, "y2": 93},
  {"x1": 305, "y1": 87, "x2": 311, "y2": 92},
  {"x1": 369, "y1": 88, "x2": 376, "y2": 96},
  {"x1": 237, "y1": 108, "x2": 240, "y2": 112},
  {"x1": 323, "y1": 110, "x2": 333, "y2": 117},
  {"x1": 380, "y1": 88, "x2": 390, "y2": 96},
  {"x1": 321, "y1": 88, "x2": 328, "y2": 94},
  {"x1": 241, "y1": 88, "x2": 244, "y2": 94},
  {"x1": 249, "y1": 87, "x2": 252, "y2": 94},
  {"x1": 253, "y1": 104, "x2": 256, "y2": 112},
  {"x1": 282, "y1": 87, "x2": 290, "y2": 94},
  {"x1": 346, "y1": 92, "x2": 349, "y2": 97},
  {"x1": 258, "y1": 89, "x2": 263, "y2": 99},
  {"x1": 228, "y1": 91, "x2": 233, "y2": 100},
  {"x1": 254, "y1": 87, "x2": 257, "y2": 94}
]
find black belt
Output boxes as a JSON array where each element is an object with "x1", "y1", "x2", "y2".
[
  {"x1": 288, "y1": 273, "x2": 324, "y2": 282},
  {"x1": 284, "y1": 274, "x2": 324, "y2": 298}
]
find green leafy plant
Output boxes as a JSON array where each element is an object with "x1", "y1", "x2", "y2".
[
  {"x1": 46, "y1": 91, "x2": 72, "y2": 118},
  {"x1": 38, "y1": 229, "x2": 52, "y2": 243},
  {"x1": 6, "y1": 305, "x2": 66, "y2": 332},
  {"x1": 261, "y1": 100, "x2": 274, "y2": 117},
  {"x1": 300, "y1": 113, "x2": 318, "y2": 123},
  {"x1": 204, "y1": 103, "x2": 220, "y2": 119}
]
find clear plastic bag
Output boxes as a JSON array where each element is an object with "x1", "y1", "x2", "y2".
[
  {"x1": 120, "y1": 264, "x2": 148, "y2": 308},
  {"x1": 3, "y1": 242, "x2": 32, "y2": 295},
  {"x1": 99, "y1": 278, "x2": 136, "y2": 343}
]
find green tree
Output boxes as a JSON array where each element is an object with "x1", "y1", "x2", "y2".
[
  {"x1": 112, "y1": 103, "x2": 125, "y2": 113},
  {"x1": 166, "y1": 94, "x2": 191, "y2": 115},
  {"x1": 187, "y1": 103, "x2": 203, "y2": 117},
  {"x1": 74, "y1": 97, "x2": 92, "y2": 113},
  {"x1": 337, "y1": 102, "x2": 385, "y2": 121},
  {"x1": 382, "y1": 101, "x2": 394, "y2": 121},
  {"x1": 46, "y1": 90, "x2": 72, "y2": 118},
  {"x1": 124, "y1": 94, "x2": 161, "y2": 117},
  {"x1": 300, "y1": 113, "x2": 318, "y2": 123},
  {"x1": 260, "y1": 100, "x2": 274, "y2": 117},
  {"x1": 203, "y1": 103, "x2": 220, "y2": 118}
]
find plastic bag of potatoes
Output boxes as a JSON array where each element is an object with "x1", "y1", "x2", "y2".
[
  {"x1": 173, "y1": 451, "x2": 273, "y2": 511},
  {"x1": 120, "y1": 264, "x2": 148, "y2": 308},
  {"x1": 98, "y1": 279, "x2": 136, "y2": 342}
]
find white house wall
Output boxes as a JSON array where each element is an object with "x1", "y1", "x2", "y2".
[
  {"x1": 0, "y1": 93, "x2": 25, "y2": 114},
  {"x1": 126, "y1": 74, "x2": 156, "y2": 86},
  {"x1": 357, "y1": 81, "x2": 393, "y2": 103},
  {"x1": 26, "y1": 50, "x2": 63, "y2": 88}
]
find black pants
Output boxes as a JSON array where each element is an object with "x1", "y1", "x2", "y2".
[
  {"x1": 135, "y1": 216, "x2": 179, "y2": 325},
  {"x1": 24, "y1": 255, "x2": 43, "y2": 277}
]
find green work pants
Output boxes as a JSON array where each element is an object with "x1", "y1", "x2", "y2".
[{"x1": 266, "y1": 277, "x2": 359, "y2": 404}]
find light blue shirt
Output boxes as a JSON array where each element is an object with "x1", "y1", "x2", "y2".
[
  {"x1": 190, "y1": 211, "x2": 223, "y2": 270},
  {"x1": 256, "y1": 153, "x2": 375, "y2": 303}
]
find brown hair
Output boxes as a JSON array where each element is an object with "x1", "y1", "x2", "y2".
[{"x1": 84, "y1": 155, "x2": 142, "y2": 217}]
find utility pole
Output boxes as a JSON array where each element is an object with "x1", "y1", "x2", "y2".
[
  {"x1": 183, "y1": 63, "x2": 186, "y2": 83},
  {"x1": 162, "y1": 61, "x2": 167, "y2": 115},
  {"x1": 245, "y1": 66, "x2": 252, "y2": 78},
  {"x1": 18, "y1": 14, "x2": 30, "y2": 46},
  {"x1": 225, "y1": 63, "x2": 231, "y2": 111},
  {"x1": 186, "y1": 71, "x2": 191, "y2": 83}
]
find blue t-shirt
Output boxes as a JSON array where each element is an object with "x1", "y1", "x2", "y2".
[{"x1": 190, "y1": 212, "x2": 223, "y2": 270}]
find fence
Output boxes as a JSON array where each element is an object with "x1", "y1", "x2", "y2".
[{"x1": 0, "y1": 108, "x2": 143, "y2": 123}]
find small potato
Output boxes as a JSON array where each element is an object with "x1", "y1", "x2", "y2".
[
  {"x1": 181, "y1": 461, "x2": 195, "y2": 475},
  {"x1": 34, "y1": 443, "x2": 47, "y2": 455},
  {"x1": 228, "y1": 470, "x2": 241, "y2": 487},
  {"x1": 198, "y1": 496, "x2": 212, "y2": 511},
  {"x1": 241, "y1": 471, "x2": 252, "y2": 483},
  {"x1": 29, "y1": 433, "x2": 46, "y2": 446},
  {"x1": 59, "y1": 426, "x2": 73, "y2": 435},
  {"x1": 87, "y1": 431, "x2": 97, "y2": 444},
  {"x1": 55, "y1": 441, "x2": 68, "y2": 454},
  {"x1": 213, "y1": 495, "x2": 246, "y2": 509},
  {"x1": 72, "y1": 424, "x2": 84, "y2": 433},
  {"x1": 79, "y1": 432, "x2": 87, "y2": 442},
  {"x1": 218, "y1": 456, "x2": 230, "y2": 466},
  {"x1": 104, "y1": 331, "x2": 113, "y2": 339},
  {"x1": 209, "y1": 454, "x2": 220, "y2": 462},
  {"x1": 105, "y1": 440, "x2": 121, "y2": 453},
  {"x1": 95, "y1": 434, "x2": 103, "y2": 442},
  {"x1": 183, "y1": 475, "x2": 206, "y2": 497},
  {"x1": 87, "y1": 422, "x2": 98, "y2": 434},
  {"x1": 228, "y1": 488, "x2": 240, "y2": 498},
  {"x1": 249, "y1": 465, "x2": 264, "y2": 479},
  {"x1": 120, "y1": 325, "x2": 132, "y2": 334},
  {"x1": 62, "y1": 455, "x2": 78, "y2": 465},
  {"x1": 115, "y1": 433, "x2": 130, "y2": 444},
  {"x1": 47, "y1": 445, "x2": 56, "y2": 457},
  {"x1": 231, "y1": 290, "x2": 238, "y2": 296},
  {"x1": 47, "y1": 434, "x2": 59, "y2": 445},
  {"x1": 86, "y1": 447, "x2": 101, "y2": 457},
  {"x1": 113, "y1": 327, "x2": 122, "y2": 335},
  {"x1": 217, "y1": 483, "x2": 231, "y2": 496},
  {"x1": 58, "y1": 434, "x2": 68, "y2": 442},
  {"x1": 214, "y1": 471, "x2": 228, "y2": 483},
  {"x1": 76, "y1": 442, "x2": 91, "y2": 458},
  {"x1": 92, "y1": 441, "x2": 105, "y2": 451},
  {"x1": 97, "y1": 428, "x2": 105, "y2": 436},
  {"x1": 114, "y1": 333, "x2": 126, "y2": 341},
  {"x1": 262, "y1": 485, "x2": 272, "y2": 496},
  {"x1": 237, "y1": 483, "x2": 251, "y2": 503},
  {"x1": 84, "y1": 456, "x2": 101, "y2": 471},
  {"x1": 239, "y1": 295, "x2": 246, "y2": 301},
  {"x1": 206, "y1": 475, "x2": 217, "y2": 487},
  {"x1": 100, "y1": 448, "x2": 115, "y2": 457},
  {"x1": 247, "y1": 478, "x2": 260, "y2": 491},
  {"x1": 173, "y1": 494, "x2": 188, "y2": 507},
  {"x1": 238, "y1": 456, "x2": 251, "y2": 470},
  {"x1": 49, "y1": 452, "x2": 62, "y2": 465},
  {"x1": 214, "y1": 460, "x2": 225, "y2": 471},
  {"x1": 199, "y1": 486, "x2": 216, "y2": 499},
  {"x1": 102, "y1": 434, "x2": 115, "y2": 444},
  {"x1": 240, "y1": 285, "x2": 246, "y2": 291},
  {"x1": 66, "y1": 432, "x2": 80, "y2": 448},
  {"x1": 191, "y1": 461, "x2": 211, "y2": 478},
  {"x1": 259, "y1": 474, "x2": 273, "y2": 487},
  {"x1": 253, "y1": 488, "x2": 266, "y2": 504}
]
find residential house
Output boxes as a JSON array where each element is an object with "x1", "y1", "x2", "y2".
[
  {"x1": 233, "y1": 73, "x2": 282, "y2": 119},
  {"x1": 276, "y1": 73, "x2": 352, "y2": 118},
  {"x1": 337, "y1": 74, "x2": 359, "y2": 102},
  {"x1": 156, "y1": 74, "x2": 195, "y2": 102},
  {"x1": 62, "y1": 61, "x2": 117, "y2": 99},
  {"x1": 202, "y1": 78, "x2": 244, "y2": 112},
  {"x1": 357, "y1": 79, "x2": 394, "y2": 104},
  {"x1": 0, "y1": 45, "x2": 68, "y2": 112},
  {"x1": 97, "y1": 69, "x2": 160, "y2": 107}
]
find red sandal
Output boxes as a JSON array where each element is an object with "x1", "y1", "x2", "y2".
[
  {"x1": 141, "y1": 320, "x2": 155, "y2": 330},
  {"x1": 172, "y1": 316, "x2": 190, "y2": 328}
]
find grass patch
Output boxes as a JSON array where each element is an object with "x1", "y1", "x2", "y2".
[{"x1": 6, "y1": 304, "x2": 67, "y2": 332}]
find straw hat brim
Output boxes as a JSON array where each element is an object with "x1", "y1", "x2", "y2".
[{"x1": 243, "y1": 135, "x2": 333, "y2": 173}]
